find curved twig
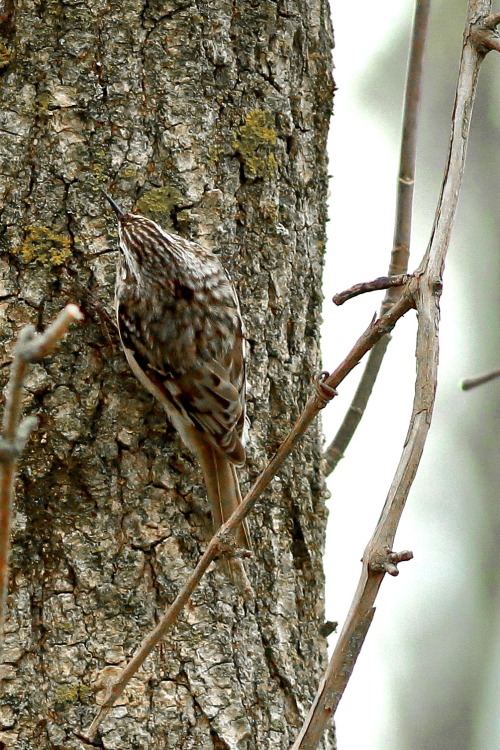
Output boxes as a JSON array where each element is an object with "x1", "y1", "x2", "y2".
[
  {"x1": 332, "y1": 274, "x2": 410, "y2": 306},
  {"x1": 323, "y1": 0, "x2": 430, "y2": 475}
]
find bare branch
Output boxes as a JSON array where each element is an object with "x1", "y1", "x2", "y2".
[
  {"x1": 0, "y1": 304, "x2": 83, "y2": 655},
  {"x1": 292, "y1": 1, "x2": 493, "y2": 746},
  {"x1": 462, "y1": 367, "x2": 500, "y2": 390},
  {"x1": 385, "y1": 0, "x2": 430, "y2": 301},
  {"x1": 332, "y1": 274, "x2": 410, "y2": 306},
  {"x1": 323, "y1": 0, "x2": 430, "y2": 475},
  {"x1": 323, "y1": 340, "x2": 389, "y2": 475},
  {"x1": 3, "y1": 304, "x2": 83, "y2": 442},
  {"x1": 471, "y1": 11, "x2": 500, "y2": 52}
]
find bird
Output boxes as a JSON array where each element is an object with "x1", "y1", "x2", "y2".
[{"x1": 103, "y1": 191, "x2": 251, "y2": 574}]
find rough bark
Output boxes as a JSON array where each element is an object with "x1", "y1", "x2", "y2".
[{"x1": 0, "y1": 0, "x2": 334, "y2": 747}]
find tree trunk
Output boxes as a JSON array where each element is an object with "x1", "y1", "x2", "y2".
[{"x1": 0, "y1": 0, "x2": 334, "y2": 747}]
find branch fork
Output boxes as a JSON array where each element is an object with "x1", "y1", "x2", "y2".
[
  {"x1": 471, "y1": 12, "x2": 500, "y2": 53},
  {"x1": 0, "y1": 419, "x2": 37, "y2": 462}
]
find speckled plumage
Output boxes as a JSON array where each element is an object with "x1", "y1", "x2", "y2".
[{"x1": 106, "y1": 196, "x2": 251, "y2": 555}]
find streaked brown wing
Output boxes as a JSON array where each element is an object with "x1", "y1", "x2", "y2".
[
  {"x1": 165, "y1": 363, "x2": 245, "y2": 465},
  {"x1": 117, "y1": 300, "x2": 246, "y2": 465}
]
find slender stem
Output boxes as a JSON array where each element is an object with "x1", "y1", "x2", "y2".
[
  {"x1": 323, "y1": 338, "x2": 389, "y2": 475},
  {"x1": 0, "y1": 304, "x2": 82, "y2": 654},
  {"x1": 0, "y1": 461, "x2": 15, "y2": 649},
  {"x1": 3, "y1": 335, "x2": 31, "y2": 443},
  {"x1": 384, "y1": 0, "x2": 430, "y2": 307},
  {"x1": 324, "y1": 0, "x2": 430, "y2": 476}
]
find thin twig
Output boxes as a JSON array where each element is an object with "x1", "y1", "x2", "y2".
[
  {"x1": 292, "y1": 3, "x2": 498, "y2": 747},
  {"x1": 85, "y1": 291, "x2": 415, "y2": 740},
  {"x1": 0, "y1": 304, "x2": 83, "y2": 654},
  {"x1": 323, "y1": 0, "x2": 430, "y2": 475},
  {"x1": 323, "y1": 338, "x2": 389, "y2": 474},
  {"x1": 461, "y1": 367, "x2": 500, "y2": 390},
  {"x1": 332, "y1": 274, "x2": 410, "y2": 306}
]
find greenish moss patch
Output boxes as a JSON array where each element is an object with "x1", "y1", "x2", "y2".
[
  {"x1": 233, "y1": 109, "x2": 278, "y2": 180},
  {"x1": 15, "y1": 226, "x2": 71, "y2": 267},
  {"x1": 58, "y1": 620, "x2": 75, "y2": 633},
  {"x1": 136, "y1": 186, "x2": 183, "y2": 230},
  {"x1": 260, "y1": 202, "x2": 279, "y2": 221},
  {"x1": 54, "y1": 683, "x2": 92, "y2": 705},
  {"x1": 0, "y1": 43, "x2": 11, "y2": 70}
]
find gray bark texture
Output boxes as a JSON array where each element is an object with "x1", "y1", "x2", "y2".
[{"x1": 0, "y1": 0, "x2": 334, "y2": 747}]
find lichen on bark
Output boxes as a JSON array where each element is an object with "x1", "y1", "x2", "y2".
[{"x1": 0, "y1": 0, "x2": 335, "y2": 747}]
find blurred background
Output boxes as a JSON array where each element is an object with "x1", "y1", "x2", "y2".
[{"x1": 322, "y1": 1, "x2": 500, "y2": 748}]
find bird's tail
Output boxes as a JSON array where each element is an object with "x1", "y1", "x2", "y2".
[{"x1": 196, "y1": 441, "x2": 252, "y2": 556}]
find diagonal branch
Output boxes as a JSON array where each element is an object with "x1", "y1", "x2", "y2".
[
  {"x1": 323, "y1": 0, "x2": 430, "y2": 476},
  {"x1": 0, "y1": 304, "x2": 83, "y2": 655},
  {"x1": 291, "y1": 3, "x2": 500, "y2": 747},
  {"x1": 85, "y1": 289, "x2": 415, "y2": 741}
]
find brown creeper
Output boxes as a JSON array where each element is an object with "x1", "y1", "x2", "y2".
[{"x1": 103, "y1": 192, "x2": 251, "y2": 564}]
